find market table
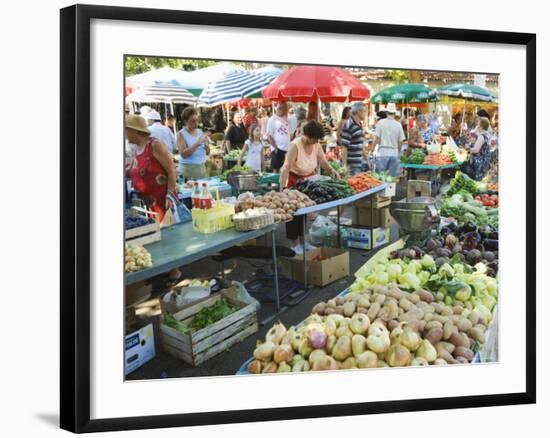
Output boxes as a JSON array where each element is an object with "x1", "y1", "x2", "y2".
[
  {"x1": 400, "y1": 163, "x2": 460, "y2": 194},
  {"x1": 125, "y1": 222, "x2": 283, "y2": 310},
  {"x1": 293, "y1": 183, "x2": 388, "y2": 290}
]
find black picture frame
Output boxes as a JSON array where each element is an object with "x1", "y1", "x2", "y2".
[{"x1": 60, "y1": 4, "x2": 536, "y2": 433}]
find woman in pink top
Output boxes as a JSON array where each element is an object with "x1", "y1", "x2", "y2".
[
  {"x1": 280, "y1": 120, "x2": 339, "y2": 188},
  {"x1": 280, "y1": 120, "x2": 339, "y2": 253}
]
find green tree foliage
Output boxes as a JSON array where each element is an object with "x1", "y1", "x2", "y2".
[
  {"x1": 384, "y1": 69, "x2": 410, "y2": 84},
  {"x1": 125, "y1": 57, "x2": 219, "y2": 75}
]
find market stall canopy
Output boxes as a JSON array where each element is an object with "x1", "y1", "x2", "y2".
[
  {"x1": 197, "y1": 69, "x2": 282, "y2": 107},
  {"x1": 126, "y1": 84, "x2": 197, "y2": 105},
  {"x1": 371, "y1": 83, "x2": 437, "y2": 104},
  {"x1": 126, "y1": 67, "x2": 190, "y2": 90},
  {"x1": 435, "y1": 83, "x2": 498, "y2": 102},
  {"x1": 157, "y1": 62, "x2": 244, "y2": 96},
  {"x1": 262, "y1": 65, "x2": 371, "y2": 102}
]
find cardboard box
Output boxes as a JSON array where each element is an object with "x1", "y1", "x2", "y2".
[
  {"x1": 279, "y1": 248, "x2": 350, "y2": 287},
  {"x1": 352, "y1": 206, "x2": 392, "y2": 228},
  {"x1": 354, "y1": 195, "x2": 391, "y2": 209},
  {"x1": 346, "y1": 226, "x2": 390, "y2": 250},
  {"x1": 125, "y1": 281, "x2": 152, "y2": 308},
  {"x1": 125, "y1": 323, "x2": 155, "y2": 375}
]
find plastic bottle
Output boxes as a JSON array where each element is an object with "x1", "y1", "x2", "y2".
[
  {"x1": 191, "y1": 182, "x2": 200, "y2": 209},
  {"x1": 200, "y1": 183, "x2": 213, "y2": 209},
  {"x1": 341, "y1": 227, "x2": 349, "y2": 250}
]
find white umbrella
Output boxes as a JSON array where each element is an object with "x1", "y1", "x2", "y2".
[
  {"x1": 126, "y1": 84, "x2": 197, "y2": 105},
  {"x1": 126, "y1": 66, "x2": 190, "y2": 89}
]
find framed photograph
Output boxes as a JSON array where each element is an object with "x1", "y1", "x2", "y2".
[{"x1": 60, "y1": 4, "x2": 536, "y2": 433}]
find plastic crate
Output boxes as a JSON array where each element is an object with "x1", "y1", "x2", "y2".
[{"x1": 192, "y1": 202, "x2": 235, "y2": 233}]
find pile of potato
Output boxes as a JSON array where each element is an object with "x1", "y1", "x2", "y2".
[
  {"x1": 236, "y1": 189, "x2": 315, "y2": 223},
  {"x1": 247, "y1": 284, "x2": 491, "y2": 374}
]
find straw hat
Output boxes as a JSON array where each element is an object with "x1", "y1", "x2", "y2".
[{"x1": 125, "y1": 114, "x2": 150, "y2": 134}]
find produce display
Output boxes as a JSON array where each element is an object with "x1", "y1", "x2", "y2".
[
  {"x1": 391, "y1": 225, "x2": 498, "y2": 277},
  {"x1": 295, "y1": 179, "x2": 354, "y2": 203},
  {"x1": 224, "y1": 150, "x2": 241, "y2": 161},
  {"x1": 475, "y1": 193, "x2": 499, "y2": 207},
  {"x1": 368, "y1": 171, "x2": 397, "y2": 183},
  {"x1": 247, "y1": 283, "x2": 492, "y2": 373},
  {"x1": 349, "y1": 256, "x2": 498, "y2": 312},
  {"x1": 220, "y1": 165, "x2": 251, "y2": 181},
  {"x1": 445, "y1": 171, "x2": 482, "y2": 197},
  {"x1": 163, "y1": 298, "x2": 237, "y2": 334},
  {"x1": 440, "y1": 192, "x2": 499, "y2": 227},
  {"x1": 329, "y1": 161, "x2": 347, "y2": 176},
  {"x1": 347, "y1": 173, "x2": 383, "y2": 192},
  {"x1": 423, "y1": 153, "x2": 454, "y2": 166},
  {"x1": 235, "y1": 189, "x2": 315, "y2": 223},
  {"x1": 401, "y1": 149, "x2": 426, "y2": 164},
  {"x1": 125, "y1": 244, "x2": 153, "y2": 272}
]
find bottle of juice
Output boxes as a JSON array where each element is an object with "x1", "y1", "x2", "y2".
[
  {"x1": 191, "y1": 182, "x2": 200, "y2": 208},
  {"x1": 200, "y1": 183, "x2": 213, "y2": 209}
]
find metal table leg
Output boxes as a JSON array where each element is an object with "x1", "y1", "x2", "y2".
[
  {"x1": 336, "y1": 205, "x2": 341, "y2": 247},
  {"x1": 271, "y1": 229, "x2": 280, "y2": 312},
  {"x1": 302, "y1": 214, "x2": 308, "y2": 290},
  {"x1": 370, "y1": 193, "x2": 374, "y2": 250}
]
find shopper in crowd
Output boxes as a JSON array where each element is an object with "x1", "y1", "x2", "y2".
[
  {"x1": 146, "y1": 110, "x2": 176, "y2": 154},
  {"x1": 336, "y1": 106, "x2": 352, "y2": 145},
  {"x1": 407, "y1": 114, "x2": 436, "y2": 155},
  {"x1": 460, "y1": 117, "x2": 493, "y2": 181},
  {"x1": 428, "y1": 110, "x2": 441, "y2": 134},
  {"x1": 165, "y1": 113, "x2": 176, "y2": 130},
  {"x1": 243, "y1": 107, "x2": 258, "y2": 134},
  {"x1": 340, "y1": 102, "x2": 367, "y2": 175},
  {"x1": 137, "y1": 105, "x2": 152, "y2": 118},
  {"x1": 280, "y1": 120, "x2": 340, "y2": 253},
  {"x1": 447, "y1": 112, "x2": 465, "y2": 145},
  {"x1": 177, "y1": 107, "x2": 210, "y2": 180},
  {"x1": 257, "y1": 108, "x2": 269, "y2": 140},
  {"x1": 224, "y1": 111, "x2": 248, "y2": 152},
  {"x1": 266, "y1": 101, "x2": 297, "y2": 172},
  {"x1": 293, "y1": 106, "x2": 308, "y2": 139},
  {"x1": 125, "y1": 114, "x2": 177, "y2": 221},
  {"x1": 238, "y1": 123, "x2": 264, "y2": 172},
  {"x1": 321, "y1": 106, "x2": 335, "y2": 138},
  {"x1": 372, "y1": 103, "x2": 405, "y2": 177}
]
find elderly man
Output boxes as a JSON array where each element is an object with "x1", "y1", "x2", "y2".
[
  {"x1": 373, "y1": 103, "x2": 405, "y2": 177},
  {"x1": 266, "y1": 102, "x2": 297, "y2": 172},
  {"x1": 340, "y1": 101, "x2": 367, "y2": 175},
  {"x1": 146, "y1": 110, "x2": 176, "y2": 154}
]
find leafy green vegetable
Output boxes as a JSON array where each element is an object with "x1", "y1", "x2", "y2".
[
  {"x1": 189, "y1": 298, "x2": 237, "y2": 330},
  {"x1": 220, "y1": 165, "x2": 251, "y2": 181},
  {"x1": 163, "y1": 313, "x2": 189, "y2": 335},
  {"x1": 446, "y1": 171, "x2": 482, "y2": 197},
  {"x1": 440, "y1": 192, "x2": 498, "y2": 227},
  {"x1": 401, "y1": 149, "x2": 426, "y2": 164}
]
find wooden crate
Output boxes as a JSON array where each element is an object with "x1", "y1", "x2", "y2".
[
  {"x1": 125, "y1": 207, "x2": 161, "y2": 246},
  {"x1": 354, "y1": 195, "x2": 391, "y2": 209},
  {"x1": 160, "y1": 291, "x2": 258, "y2": 366}
]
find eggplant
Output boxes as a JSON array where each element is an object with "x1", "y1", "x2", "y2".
[
  {"x1": 439, "y1": 227, "x2": 452, "y2": 237},
  {"x1": 462, "y1": 221, "x2": 478, "y2": 233},
  {"x1": 483, "y1": 239, "x2": 499, "y2": 252},
  {"x1": 462, "y1": 232, "x2": 479, "y2": 250},
  {"x1": 447, "y1": 222, "x2": 459, "y2": 232}
]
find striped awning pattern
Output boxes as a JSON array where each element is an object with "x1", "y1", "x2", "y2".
[
  {"x1": 197, "y1": 70, "x2": 281, "y2": 107},
  {"x1": 126, "y1": 85, "x2": 197, "y2": 105}
]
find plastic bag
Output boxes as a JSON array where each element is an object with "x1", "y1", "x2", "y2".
[
  {"x1": 223, "y1": 281, "x2": 261, "y2": 311},
  {"x1": 309, "y1": 215, "x2": 337, "y2": 246},
  {"x1": 166, "y1": 192, "x2": 192, "y2": 224}
]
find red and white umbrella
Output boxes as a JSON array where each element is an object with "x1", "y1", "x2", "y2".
[{"x1": 262, "y1": 65, "x2": 370, "y2": 102}]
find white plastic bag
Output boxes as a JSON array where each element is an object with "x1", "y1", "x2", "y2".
[{"x1": 309, "y1": 215, "x2": 337, "y2": 246}]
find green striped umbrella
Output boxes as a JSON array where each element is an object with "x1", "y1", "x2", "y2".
[
  {"x1": 371, "y1": 83, "x2": 437, "y2": 104},
  {"x1": 435, "y1": 83, "x2": 498, "y2": 102}
]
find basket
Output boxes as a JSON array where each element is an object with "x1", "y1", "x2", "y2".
[
  {"x1": 227, "y1": 171, "x2": 258, "y2": 191},
  {"x1": 233, "y1": 208, "x2": 274, "y2": 231},
  {"x1": 191, "y1": 188, "x2": 235, "y2": 233}
]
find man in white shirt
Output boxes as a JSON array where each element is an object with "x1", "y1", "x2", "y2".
[
  {"x1": 146, "y1": 110, "x2": 176, "y2": 154},
  {"x1": 266, "y1": 102, "x2": 297, "y2": 172},
  {"x1": 373, "y1": 103, "x2": 405, "y2": 177}
]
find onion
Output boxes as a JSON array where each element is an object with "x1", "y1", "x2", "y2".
[
  {"x1": 400, "y1": 328, "x2": 421, "y2": 352},
  {"x1": 273, "y1": 344, "x2": 294, "y2": 364},
  {"x1": 308, "y1": 349, "x2": 326, "y2": 365},
  {"x1": 265, "y1": 322, "x2": 287, "y2": 345},
  {"x1": 308, "y1": 330, "x2": 327, "y2": 349},
  {"x1": 324, "y1": 318, "x2": 337, "y2": 337},
  {"x1": 253, "y1": 341, "x2": 276, "y2": 361},
  {"x1": 356, "y1": 351, "x2": 378, "y2": 368},
  {"x1": 385, "y1": 344, "x2": 411, "y2": 367},
  {"x1": 366, "y1": 334, "x2": 390, "y2": 353},
  {"x1": 325, "y1": 335, "x2": 337, "y2": 355},
  {"x1": 350, "y1": 314, "x2": 370, "y2": 335},
  {"x1": 341, "y1": 357, "x2": 358, "y2": 369},
  {"x1": 298, "y1": 337, "x2": 313, "y2": 358},
  {"x1": 311, "y1": 356, "x2": 338, "y2": 371},
  {"x1": 292, "y1": 359, "x2": 310, "y2": 372},
  {"x1": 332, "y1": 336, "x2": 352, "y2": 361},
  {"x1": 411, "y1": 357, "x2": 429, "y2": 366},
  {"x1": 247, "y1": 360, "x2": 263, "y2": 374},
  {"x1": 277, "y1": 362, "x2": 292, "y2": 373},
  {"x1": 262, "y1": 361, "x2": 277, "y2": 373},
  {"x1": 351, "y1": 334, "x2": 366, "y2": 357},
  {"x1": 368, "y1": 320, "x2": 389, "y2": 337},
  {"x1": 416, "y1": 340, "x2": 437, "y2": 363}
]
